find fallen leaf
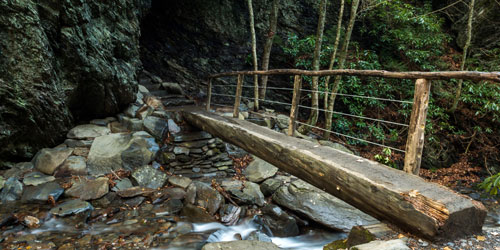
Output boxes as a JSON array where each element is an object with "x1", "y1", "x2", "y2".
[
  {"x1": 477, "y1": 235, "x2": 486, "y2": 241},
  {"x1": 443, "y1": 247, "x2": 451, "y2": 250},
  {"x1": 397, "y1": 233, "x2": 405, "y2": 239}
]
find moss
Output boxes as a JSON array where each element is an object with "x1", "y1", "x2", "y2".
[
  {"x1": 323, "y1": 239, "x2": 347, "y2": 250},
  {"x1": 346, "y1": 226, "x2": 376, "y2": 247}
]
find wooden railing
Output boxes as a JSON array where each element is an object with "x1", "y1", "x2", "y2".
[{"x1": 205, "y1": 69, "x2": 500, "y2": 175}]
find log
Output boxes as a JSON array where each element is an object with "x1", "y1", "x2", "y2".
[
  {"x1": 182, "y1": 109, "x2": 486, "y2": 241},
  {"x1": 404, "y1": 79, "x2": 431, "y2": 175},
  {"x1": 209, "y1": 69, "x2": 500, "y2": 83}
]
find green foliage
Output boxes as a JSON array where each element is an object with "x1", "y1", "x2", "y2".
[
  {"x1": 461, "y1": 81, "x2": 500, "y2": 122},
  {"x1": 375, "y1": 148, "x2": 397, "y2": 169},
  {"x1": 479, "y1": 173, "x2": 500, "y2": 196}
]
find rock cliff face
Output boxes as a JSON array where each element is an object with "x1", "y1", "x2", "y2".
[{"x1": 0, "y1": 0, "x2": 150, "y2": 163}]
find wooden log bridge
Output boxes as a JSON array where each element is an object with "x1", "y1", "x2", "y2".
[{"x1": 182, "y1": 109, "x2": 487, "y2": 241}]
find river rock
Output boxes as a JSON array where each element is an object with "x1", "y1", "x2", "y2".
[
  {"x1": 143, "y1": 116, "x2": 168, "y2": 140},
  {"x1": 260, "y1": 178, "x2": 283, "y2": 196},
  {"x1": 65, "y1": 177, "x2": 109, "y2": 200},
  {"x1": 112, "y1": 178, "x2": 133, "y2": 192},
  {"x1": 0, "y1": 177, "x2": 23, "y2": 202},
  {"x1": 136, "y1": 106, "x2": 154, "y2": 120},
  {"x1": 0, "y1": 176, "x2": 4, "y2": 190},
  {"x1": 180, "y1": 203, "x2": 216, "y2": 223},
  {"x1": 186, "y1": 181, "x2": 223, "y2": 215},
  {"x1": 64, "y1": 139, "x2": 93, "y2": 148},
  {"x1": 174, "y1": 146, "x2": 190, "y2": 155},
  {"x1": 55, "y1": 156, "x2": 87, "y2": 177},
  {"x1": 23, "y1": 215, "x2": 40, "y2": 228},
  {"x1": 153, "y1": 199, "x2": 184, "y2": 216},
  {"x1": 352, "y1": 239, "x2": 410, "y2": 250},
  {"x1": 21, "y1": 182, "x2": 64, "y2": 203},
  {"x1": 87, "y1": 133, "x2": 159, "y2": 176},
  {"x1": 244, "y1": 157, "x2": 278, "y2": 183},
  {"x1": 173, "y1": 131, "x2": 212, "y2": 142},
  {"x1": 50, "y1": 199, "x2": 93, "y2": 217},
  {"x1": 116, "y1": 186, "x2": 155, "y2": 198},
  {"x1": 202, "y1": 241, "x2": 280, "y2": 250},
  {"x1": 318, "y1": 140, "x2": 354, "y2": 155},
  {"x1": 4, "y1": 162, "x2": 33, "y2": 178},
  {"x1": 90, "y1": 117, "x2": 116, "y2": 126},
  {"x1": 222, "y1": 180, "x2": 265, "y2": 206},
  {"x1": 132, "y1": 165, "x2": 167, "y2": 189},
  {"x1": 247, "y1": 231, "x2": 273, "y2": 242},
  {"x1": 168, "y1": 176, "x2": 192, "y2": 189},
  {"x1": 272, "y1": 180, "x2": 378, "y2": 231},
  {"x1": 124, "y1": 104, "x2": 141, "y2": 118},
  {"x1": 259, "y1": 204, "x2": 299, "y2": 237},
  {"x1": 161, "y1": 82, "x2": 184, "y2": 95},
  {"x1": 67, "y1": 124, "x2": 110, "y2": 139},
  {"x1": 33, "y1": 147, "x2": 74, "y2": 175},
  {"x1": 23, "y1": 171, "x2": 55, "y2": 186},
  {"x1": 122, "y1": 117, "x2": 144, "y2": 131},
  {"x1": 219, "y1": 204, "x2": 241, "y2": 225},
  {"x1": 275, "y1": 114, "x2": 290, "y2": 129},
  {"x1": 168, "y1": 119, "x2": 181, "y2": 134}
]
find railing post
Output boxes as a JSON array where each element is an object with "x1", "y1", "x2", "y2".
[
  {"x1": 288, "y1": 75, "x2": 302, "y2": 136},
  {"x1": 206, "y1": 78, "x2": 212, "y2": 111},
  {"x1": 233, "y1": 74, "x2": 244, "y2": 118},
  {"x1": 404, "y1": 78, "x2": 431, "y2": 175},
  {"x1": 254, "y1": 74, "x2": 259, "y2": 111}
]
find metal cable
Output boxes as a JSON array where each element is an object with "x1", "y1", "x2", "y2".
[
  {"x1": 295, "y1": 121, "x2": 405, "y2": 153},
  {"x1": 300, "y1": 89, "x2": 412, "y2": 104},
  {"x1": 212, "y1": 84, "x2": 237, "y2": 88},
  {"x1": 212, "y1": 93, "x2": 236, "y2": 98},
  {"x1": 298, "y1": 105, "x2": 408, "y2": 127},
  {"x1": 241, "y1": 96, "x2": 292, "y2": 107},
  {"x1": 242, "y1": 85, "x2": 294, "y2": 91}
]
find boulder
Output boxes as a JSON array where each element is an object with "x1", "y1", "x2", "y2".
[
  {"x1": 124, "y1": 104, "x2": 141, "y2": 118},
  {"x1": 0, "y1": 177, "x2": 23, "y2": 202},
  {"x1": 65, "y1": 177, "x2": 110, "y2": 200},
  {"x1": 259, "y1": 204, "x2": 299, "y2": 237},
  {"x1": 67, "y1": 124, "x2": 110, "y2": 139},
  {"x1": 64, "y1": 139, "x2": 93, "y2": 148},
  {"x1": 55, "y1": 156, "x2": 87, "y2": 177},
  {"x1": 90, "y1": 117, "x2": 116, "y2": 126},
  {"x1": 180, "y1": 203, "x2": 216, "y2": 223},
  {"x1": 272, "y1": 180, "x2": 378, "y2": 231},
  {"x1": 131, "y1": 165, "x2": 167, "y2": 189},
  {"x1": 202, "y1": 241, "x2": 280, "y2": 250},
  {"x1": 260, "y1": 178, "x2": 284, "y2": 196},
  {"x1": 219, "y1": 204, "x2": 241, "y2": 225},
  {"x1": 21, "y1": 182, "x2": 64, "y2": 203},
  {"x1": 275, "y1": 114, "x2": 290, "y2": 129},
  {"x1": 22, "y1": 172, "x2": 55, "y2": 186},
  {"x1": 33, "y1": 147, "x2": 74, "y2": 175},
  {"x1": 244, "y1": 157, "x2": 278, "y2": 183},
  {"x1": 186, "y1": 181, "x2": 223, "y2": 215},
  {"x1": 352, "y1": 239, "x2": 410, "y2": 250},
  {"x1": 4, "y1": 162, "x2": 33, "y2": 178},
  {"x1": 161, "y1": 82, "x2": 184, "y2": 95},
  {"x1": 50, "y1": 199, "x2": 93, "y2": 217},
  {"x1": 143, "y1": 116, "x2": 168, "y2": 140},
  {"x1": 168, "y1": 176, "x2": 192, "y2": 189}
]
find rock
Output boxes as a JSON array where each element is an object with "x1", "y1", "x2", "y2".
[
  {"x1": 65, "y1": 177, "x2": 110, "y2": 200},
  {"x1": 33, "y1": 147, "x2": 74, "y2": 175},
  {"x1": 143, "y1": 116, "x2": 168, "y2": 140},
  {"x1": 136, "y1": 106, "x2": 154, "y2": 120},
  {"x1": 122, "y1": 117, "x2": 144, "y2": 131},
  {"x1": 23, "y1": 215, "x2": 40, "y2": 228},
  {"x1": 0, "y1": 177, "x2": 23, "y2": 202},
  {"x1": 346, "y1": 226, "x2": 377, "y2": 247},
  {"x1": 168, "y1": 176, "x2": 192, "y2": 189},
  {"x1": 138, "y1": 84, "x2": 150, "y2": 94},
  {"x1": 87, "y1": 133, "x2": 159, "y2": 175},
  {"x1": 168, "y1": 119, "x2": 181, "y2": 134},
  {"x1": 272, "y1": 180, "x2": 378, "y2": 231},
  {"x1": 181, "y1": 203, "x2": 216, "y2": 223},
  {"x1": 124, "y1": 104, "x2": 141, "y2": 118},
  {"x1": 202, "y1": 241, "x2": 280, "y2": 250},
  {"x1": 186, "y1": 181, "x2": 223, "y2": 215},
  {"x1": 112, "y1": 178, "x2": 133, "y2": 192},
  {"x1": 64, "y1": 139, "x2": 93, "y2": 148},
  {"x1": 22, "y1": 171, "x2": 56, "y2": 186},
  {"x1": 132, "y1": 165, "x2": 167, "y2": 189},
  {"x1": 318, "y1": 140, "x2": 354, "y2": 155},
  {"x1": 109, "y1": 121, "x2": 129, "y2": 133},
  {"x1": 244, "y1": 157, "x2": 278, "y2": 183},
  {"x1": 0, "y1": 176, "x2": 4, "y2": 190},
  {"x1": 67, "y1": 124, "x2": 110, "y2": 139},
  {"x1": 219, "y1": 204, "x2": 241, "y2": 225},
  {"x1": 72, "y1": 147, "x2": 90, "y2": 157},
  {"x1": 4, "y1": 162, "x2": 33, "y2": 178},
  {"x1": 179, "y1": 140, "x2": 210, "y2": 148},
  {"x1": 242, "y1": 181, "x2": 266, "y2": 206},
  {"x1": 174, "y1": 147, "x2": 190, "y2": 155},
  {"x1": 161, "y1": 82, "x2": 184, "y2": 95},
  {"x1": 90, "y1": 117, "x2": 116, "y2": 126},
  {"x1": 259, "y1": 204, "x2": 299, "y2": 237},
  {"x1": 21, "y1": 182, "x2": 64, "y2": 203},
  {"x1": 352, "y1": 239, "x2": 410, "y2": 250},
  {"x1": 116, "y1": 186, "x2": 155, "y2": 198},
  {"x1": 173, "y1": 131, "x2": 212, "y2": 142},
  {"x1": 153, "y1": 199, "x2": 184, "y2": 216},
  {"x1": 55, "y1": 156, "x2": 87, "y2": 177},
  {"x1": 246, "y1": 231, "x2": 273, "y2": 242},
  {"x1": 275, "y1": 114, "x2": 290, "y2": 129},
  {"x1": 50, "y1": 199, "x2": 93, "y2": 217},
  {"x1": 260, "y1": 178, "x2": 284, "y2": 196}
]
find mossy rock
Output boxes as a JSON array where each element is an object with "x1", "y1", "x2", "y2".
[
  {"x1": 346, "y1": 226, "x2": 376, "y2": 247},
  {"x1": 323, "y1": 239, "x2": 347, "y2": 250}
]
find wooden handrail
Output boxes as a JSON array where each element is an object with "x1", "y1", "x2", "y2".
[{"x1": 209, "y1": 69, "x2": 500, "y2": 83}]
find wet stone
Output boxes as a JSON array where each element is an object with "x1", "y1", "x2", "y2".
[
  {"x1": 260, "y1": 178, "x2": 283, "y2": 196},
  {"x1": 173, "y1": 131, "x2": 212, "y2": 142},
  {"x1": 244, "y1": 157, "x2": 278, "y2": 183},
  {"x1": 67, "y1": 124, "x2": 110, "y2": 139},
  {"x1": 143, "y1": 116, "x2": 168, "y2": 140},
  {"x1": 174, "y1": 147, "x2": 190, "y2": 155},
  {"x1": 22, "y1": 182, "x2": 64, "y2": 203},
  {"x1": 214, "y1": 160, "x2": 233, "y2": 168},
  {"x1": 124, "y1": 104, "x2": 141, "y2": 118},
  {"x1": 132, "y1": 165, "x2": 168, "y2": 189},
  {"x1": 34, "y1": 147, "x2": 74, "y2": 175},
  {"x1": 154, "y1": 199, "x2": 184, "y2": 216},
  {"x1": 186, "y1": 181, "x2": 223, "y2": 215},
  {"x1": 180, "y1": 203, "x2": 216, "y2": 223},
  {"x1": 23, "y1": 215, "x2": 40, "y2": 228},
  {"x1": 65, "y1": 177, "x2": 110, "y2": 200},
  {"x1": 176, "y1": 154, "x2": 192, "y2": 163},
  {"x1": 64, "y1": 139, "x2": 93, "y2": 148},
  {"x1": 4, "y1": 162, "x2": 33, "y2": 178},
  {"x1": 247, "y1": 231, "x2": 273, "y2": 242},
  {"x1": 73, "y1": 147, "x2": 90, "y2": 157},
  {"x1": 219, "y1": 204, "x2": 241, "y2": 225},
  {"x1": 50, "y1": 199, "x2": 93, "y2": 217},
  {"x1": 168, "y1": 119, "x2": 181, "y2": 134},
  {"x1": 109, "y1": 121, "x2": 129, "y2": 133},
  {"x1": 90, "y1": 117, "x2": 116, "y2": 126},
  {"x1": 116, "y1": 186, "x2": 155, "y2": 198},
  {"x1": 21, "y1": 171, "x2": 52, "y2": 186},
  {"x1": 123, "y1": 196, "x2": 146, "y2": 207},
  {"x1": 0, "y1": 177, "x2": 23, "y2": 202},
  {"x1": 168, "y1": 176, "x2": 192, "y2": 189},
  {"x1": 112, "y1": 178, "x2": 133, "y2": 192},
  {"x1": 259, "y1": 204, "x2": 299, "y2": 237},
  {"x1": 55, "y1": 156, "x2": 87, "y2": 177}
]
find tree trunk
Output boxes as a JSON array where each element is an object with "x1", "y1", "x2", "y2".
[
  {"x1": 247, "y1": 0, "x2": 259, "y2": 110},
  {"x1": 324, "y1": 0, "x2": 360, "y2": 139},
  {"x1": 451, "y1": 0, "x2": 475, "y2": 112},
  {"x1": 323, "y1": 0, "x2": 345, "y2": 112},
  {"x1": 298, "y1": 0, "x2": 328, "y2": 134},
  {"x1": 259, "y1": 0, "x2": 280, "y2": 101},
  {"x1": 183, "y1": 109, "x2": 487, "y2": 241}
]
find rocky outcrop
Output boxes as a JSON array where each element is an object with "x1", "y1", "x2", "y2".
[{"x1": 0, "y1": 0, "x2": 151, "y2": 163}]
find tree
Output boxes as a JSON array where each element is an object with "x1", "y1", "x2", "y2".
[
  {"x1": 259, "y1": 0, "x2": 280, "y2": 101},
  {"x1": 298, "y1": 0, "x2": 328, "y2": 134},
  {"x1": 324, "y1": 0, "x2": 360, "y2": 139},
  {"x1": 247, "y1": 0, "x2": 259, "y2": 110},
  {"x1": 451, "y1": 0, "x2": 475, "y2": 112}
]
